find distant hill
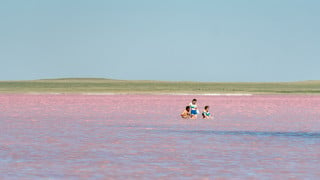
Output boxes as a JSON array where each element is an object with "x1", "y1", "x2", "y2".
[
  {"x1": 0, "y1": 78, "x2": 320, "y2": 94},
  {"x1": 1, "y1": 77, "x2": 317, "y2": 84},
  {"x1": 38, "y1": 78, "x2": 116, "y2": 81},
  {"x1": 35, "y1": 78, "x2": 320, "y2": 84}
]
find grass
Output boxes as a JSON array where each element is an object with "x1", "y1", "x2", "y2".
[{"x1": 0, "y1": 78, "x2": 320, "y2": 94}]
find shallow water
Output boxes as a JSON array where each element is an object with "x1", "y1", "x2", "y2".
[{"x1": 0, "y1": 94, "x2": 320, "y2": 179}]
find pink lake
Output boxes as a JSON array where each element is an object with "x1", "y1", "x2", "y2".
[{"x1": 0, "y1": 94, "x2": 320, "y2": 179}]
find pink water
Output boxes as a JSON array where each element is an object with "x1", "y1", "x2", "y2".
[{"x1": 1, "y1": 94, "x2": 320, "y2": 179}]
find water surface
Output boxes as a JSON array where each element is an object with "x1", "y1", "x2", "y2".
[{"x1": 0, "y1": 94, "x2": 320, "y2": 179}]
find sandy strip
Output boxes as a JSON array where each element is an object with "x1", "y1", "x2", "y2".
[
  {"x1": 81, "y1": 93, "x2": 253, "y2": 96},
  {"x1": 2, "y1": 92, "x2": 253, "y2": 96},
  {"x1": 161, "y1": 93, "x2": 253, "y2": 96}
]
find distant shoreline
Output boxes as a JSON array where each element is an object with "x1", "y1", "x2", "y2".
[
  {"x1": 0, "y1": 78, "x2": 320, "y2": 95},
  {"x1": 0, "y1": 92, "x2": 254, "y2": 96}
]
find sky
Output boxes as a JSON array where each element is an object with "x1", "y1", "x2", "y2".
[{"x1": 0, "y1": 0, "x2": 319, "y2": 82}]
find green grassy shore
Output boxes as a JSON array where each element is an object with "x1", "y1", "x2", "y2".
[{"x1": 0, "y1": 78, "x2": 320, "y2": 94}]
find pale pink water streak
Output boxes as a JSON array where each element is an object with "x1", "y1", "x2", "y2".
[{"x1": 0, "y1": 94, "x2": 320, "y2": 179}]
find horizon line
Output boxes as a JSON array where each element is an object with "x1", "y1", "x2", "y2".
[{"x1": 0, "y1": 77, "x2": 319, "y2": 84}]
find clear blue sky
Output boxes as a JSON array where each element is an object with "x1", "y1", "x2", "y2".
[{"x1": 1, "y1": 0, "x2": 319, "y2": 82}]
